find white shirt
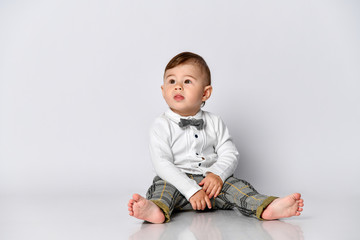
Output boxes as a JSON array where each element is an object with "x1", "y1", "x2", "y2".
[{"x1": 149, "y1": 109, "x2": 239, "y2": 200}]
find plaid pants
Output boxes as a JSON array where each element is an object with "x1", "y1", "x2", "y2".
[{"x1": 146, "y1": 174, "x2": 277, "y2": 222}]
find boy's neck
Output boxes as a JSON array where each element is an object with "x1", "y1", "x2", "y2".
[{"x1": 169, "y1": 108, "x2": 202, "y2": 117}]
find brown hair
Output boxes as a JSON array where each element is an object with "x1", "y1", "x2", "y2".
[{"x1": 164, "y1": 52, "x2": 211, "y2": 86}]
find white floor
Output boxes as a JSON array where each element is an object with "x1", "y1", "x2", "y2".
[{"x1": 0, "y1": 193, "x2": 358, "y2": 240}]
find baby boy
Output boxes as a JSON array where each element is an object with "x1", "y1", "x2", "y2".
[{"x1": 128, "y1": 52, "x2": 304, "y2": 223}]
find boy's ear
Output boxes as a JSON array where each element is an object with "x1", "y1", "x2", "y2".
[{"x1": 202, "y1": 85, "x2": 213, "y2": 101}]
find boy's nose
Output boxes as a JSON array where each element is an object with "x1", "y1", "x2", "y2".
[{"x1": 174, "y1": 83, "x2": 183, "y2": 91}]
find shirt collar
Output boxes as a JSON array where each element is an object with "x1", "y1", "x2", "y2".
[{"x1": 165, "y1": 109, "x2": 204, "y2": 125}]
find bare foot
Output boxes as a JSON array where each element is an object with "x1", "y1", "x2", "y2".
[
  {"x1": 261, "y1": 193, "x2": 304, "y2": 220},
  {"x1": 128, "y1": 194, "x2": 165, "y2": 224}
]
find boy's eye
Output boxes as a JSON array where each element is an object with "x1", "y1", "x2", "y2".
[
  {"x1": 184, "y1": 79, "x2": 192, "y2": 84},
  {"x1": 169, "y1": 79, "x2": 175, "y2": 84}
]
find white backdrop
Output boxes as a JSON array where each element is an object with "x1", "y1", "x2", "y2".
[{"x1": 1, "y1": 0, "x2": 359, "y2": 199}]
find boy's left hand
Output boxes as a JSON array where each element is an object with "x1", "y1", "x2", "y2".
[{"x1": 199, "y1": 172, "x2": 223, "y2": 199}]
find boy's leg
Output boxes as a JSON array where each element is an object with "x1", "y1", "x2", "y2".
[
  {"x1": 215, "y1": 176, "x2": 278, "y2": 219},
  {"x1": 146, "y1": 176, "x2": 187, "y2": 222}
]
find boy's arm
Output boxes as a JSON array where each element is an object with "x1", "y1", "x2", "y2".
[
  {"x1": 149, "y1": 120, "x2": 202, "y2": 201},
  {"x1": 205, "y1": 116, "x2": 239, "y2": 183}
]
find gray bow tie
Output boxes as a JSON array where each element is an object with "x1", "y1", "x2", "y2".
[{"x1": 178, "y1": 118, "x2": 204, "y2": 130}]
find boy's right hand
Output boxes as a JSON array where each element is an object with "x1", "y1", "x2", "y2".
[{"x1": 189, "y1": 189, "x2": 212, "y2": 210}]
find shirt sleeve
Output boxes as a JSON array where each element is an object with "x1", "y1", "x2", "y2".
[
  {"x1": 206, "y1": 116, "x2": 239, "y2": 183},
  {"x1": 149, "y1": 118, "x2": 202, "y2": 200}
]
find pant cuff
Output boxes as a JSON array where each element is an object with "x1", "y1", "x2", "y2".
[
  {"x1": 150, "y1": 200, "x2": 171, "y2": 223},
  {"x1": 256, "y1": 196, "x2": 278, "y2": 220}
]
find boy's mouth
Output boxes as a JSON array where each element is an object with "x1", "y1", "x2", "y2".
[{"x1": 174, "y1": 94, "x2": 184, "y2": 101}]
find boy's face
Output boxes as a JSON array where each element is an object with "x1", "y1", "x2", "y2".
[{"x1": 162, "y1": 63, "x2": 212, "y2": 117}]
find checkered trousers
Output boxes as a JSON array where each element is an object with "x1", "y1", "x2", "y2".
[{"x1": 146, "y1": 174, "x2": 277, "y2": 222}]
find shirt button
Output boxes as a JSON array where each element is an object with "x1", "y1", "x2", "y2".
[
  {"x1": 195, "y1": 134, "x2": 198, "y2": 138},
  {"x1": 196, "y1": 153, "x2": 199, "y2": 155},
  {"x1": 202, "y1": 157, "x2": 205, "y2": 160},
  {"x1": 198, "y1": 163, "x2": 201, "y2": 166}
]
